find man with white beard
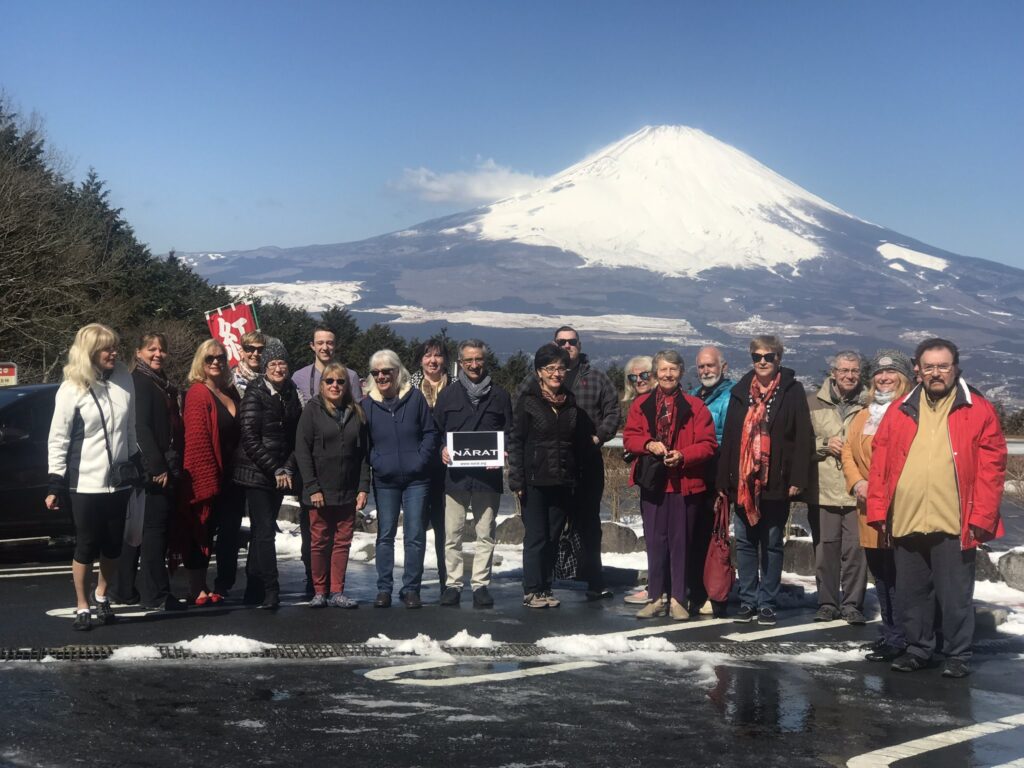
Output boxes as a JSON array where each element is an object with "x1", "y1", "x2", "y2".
[{"x1": 687, "y1": 345, "x2": 734, "y2": 616}]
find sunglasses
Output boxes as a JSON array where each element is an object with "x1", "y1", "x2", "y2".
[
  {"x1": 751, "y1": 352, "x2": 778, "y2": 364},
  {"x1": 370, "y1": 368, "x2": 395, "y2": 378},
  {"x1": 204, "y1": 354, "x2": 228, "y2": 365},
  {"x1": 322, "y1": 377, "x2": 347, "y2": 386},
  {"x1": 627, "y1": 372, "x2": 652, "y2": 384},
  {"x1": 242, "y1": 344, "x2": 265, "y2": 354},
  {"x1": 555, "y1": 338, "x2": 579, "y2": 348}
]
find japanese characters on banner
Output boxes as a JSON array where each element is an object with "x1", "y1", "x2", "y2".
[
  {"x1": 204, "y1": 301, "x2": 258, "y2": 368},
  {"x1": 0, "y1": 362, "x2": 17, "y2": 386}
]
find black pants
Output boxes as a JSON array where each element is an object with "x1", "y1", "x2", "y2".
[
  {"x1": 576, "y1": 449, "x2": 605, "y2": 590},
  {"x1": 299, "y1": 505, "x2": 313, "y2": 585},
  {"x1": 245, "y1": 487, "x2": 283, "y2": 598},
  {"x1": 425, "y1": 465, "x2": 447, "y2": 588},
  {"x1": 114, "y1": 488, "x2": 175, "y2": 606},
  {"x1": 71, "y1": 490, "x2": 131, "y2": 564},
  {"x1": 894, "y1": 533, "x2": 976, "y2": 662},
  {"x1": 687, "y1": 492, "x2": 714, "y2": 608},
  {"x1": 183, "y1": 482, "x2": 245, "y2": 594},
  {"x1": 522, "y1": 485, "x2": 570, "y2": 595}
]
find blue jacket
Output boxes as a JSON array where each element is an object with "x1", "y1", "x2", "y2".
[
  {"x1": 690, "y1": 378, "x2": 735, "y2": 444},
  {"x1": 363, "y1": 385, "x2": 440, "y2": 489}
]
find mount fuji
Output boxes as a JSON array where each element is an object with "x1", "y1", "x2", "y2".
[{"x1": 186, "y1": 126, "x2": 1024, "y2": 403}]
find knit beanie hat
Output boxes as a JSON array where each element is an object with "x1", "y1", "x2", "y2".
[
  {"x1": 262, "y1": 336, "x2": 289, "y2": 372},
  {"x1": 869, "y1": 349, "x2": 913, "y2": 381}
]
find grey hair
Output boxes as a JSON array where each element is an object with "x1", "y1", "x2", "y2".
[
  {"x1": 695, "y1": 345, "x2": 726, "y2": 367},
  {"x1": 367, "y1": 349, "x2": 411, "y2": 391},
  {"x1": 458, "y1": 338, "x2": 488, "y2": 357},
  {"x1": 622, "y1": 355, "x2": 653, "y2": 404},
  {"x1": 652, "y1": 349, "x2": 684, "y2": 370},
  {"x1": 749, "y1": 335, "x2": 784, "y2": 357},
  {"x1": 830, "y1": 350, "x2": 862, "y2": 370}
]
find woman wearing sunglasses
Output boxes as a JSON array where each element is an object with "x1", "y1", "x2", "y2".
[
  {"x1": 717, "y1": 335, "x2": 813, "y2": 626},
  {"x1": 294, "y1": 361, "x2": 370, "y2": 608},
  {"x1": 363, "y1": 349, "x2": 440, "y2": 609},
  {"x1": 620, "y1": 355, "x2": 653, "y2": 605},
  {"x1": 232, "y1": 330, "x2": 266, "y2": 396},
  {"x1": 178, "y1": 339, "x2": 245, "y2": 606}
]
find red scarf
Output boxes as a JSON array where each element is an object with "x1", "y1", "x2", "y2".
[
  {"x1": 736, "y1": 373, "x2": 781, "y2": 525},
  {"x1": 539, "y1": 386, "x2": 567, "y2": 407},
  {"x1": 655, "y1": 386, "x2": 679, "y2": 445}
]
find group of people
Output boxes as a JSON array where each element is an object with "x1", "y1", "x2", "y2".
[{"x1": 44, "y1": 321, "x2": 1006, "y2": 678}]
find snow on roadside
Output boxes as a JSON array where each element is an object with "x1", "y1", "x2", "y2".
[
  {"x1": 538, "y1": 634, "x2": 675, "y2": 656},
  {"x1": 759, "y1": 648, "x2": 864, "y2": 665},
  {"x1": 109, "y1": 646, "x2": 162, "y2": 661},
  {"x1": 445, "y1": 630, "x2": 498, "y2": 649},
  {"x1": 365, "y1": 633, "x2": 454, "y2": 659},
  {"x1": 173, "y1": 635, "x2": 275, "y2": 654}
]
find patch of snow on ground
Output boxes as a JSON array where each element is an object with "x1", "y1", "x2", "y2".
[
  {"x1": 174, "y1": 635, "x2": 275, "y2": 654},
  {"x1": 888, "y1": 262, "x2": 907, "y2": 272},
  {"x1": 877, "y1": 243, "x2": 949, "y2": 272},
  {"x1": 222, "y1": 280, "x2": 363, "y2": 311},
  {"x1": 366, "y1": 633, "x2": 454, "y2": 659},
  {"x1": 709, "y1": 314, "x2": 853, "y2": 337},
  {"x1": 538, "y1": 634, "x2": 677, "y2": 655},
  {"x1": 759, "y1": 648, "x2": 864, "y2": 665},
  {"x1": 231, "y1": 720, "x2": 266, "y2": 730},
  {"x1": 446, "y1": 714, "x2": 504, "y2": 723},
  {"x1": 109, "y1": 646, "x2": 162, "y2": 661},
  {"x1": 445, "y1": 630, "x2": 497, "y2": 649}
]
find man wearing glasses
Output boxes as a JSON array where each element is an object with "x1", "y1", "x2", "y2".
[
  {"x1": 519, "y1": 326, "x2": 621, "y2": 599},
  {"x1": 867, "y1": 338, "x2": 1006, "y2": 678},
  {"x1": 807, "y1": 351, "x2": 869, "y2": 625}
]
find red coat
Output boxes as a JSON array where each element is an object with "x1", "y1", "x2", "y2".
[
  {"x1": 866, "y1": 380, "x2": 1006, "y2": 549},
  {"x1": 623, "y1": 389, "x2": 718, "y2": 495}
]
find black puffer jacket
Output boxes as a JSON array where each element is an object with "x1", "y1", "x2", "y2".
[
  {"x1": 294, "y1": 395, "x2": 371, "y2": 506},
  {"x1": 716, "y1": 367, "x2": 813, "y2": 502},
  {"x1": 233, "y1": 376, "x2": 302, "y2": 489},
  {"x1": 508, "y1": 379, "x2": 594, "y2": 492}
]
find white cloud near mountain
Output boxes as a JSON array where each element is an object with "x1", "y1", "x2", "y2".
[{"x1": 396, "y1": 157, "x2": 546, "y2": 203}]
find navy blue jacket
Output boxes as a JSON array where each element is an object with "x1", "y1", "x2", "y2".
[
  {"x1": 434, "y1": 378, "x2": 513, "y2": 495},
  {"x1": 363, "y1": 385, "x2": 440, "y2": 489}
]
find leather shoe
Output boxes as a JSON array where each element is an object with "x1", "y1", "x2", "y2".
[
  {"x1": 374, "y1": 592, "x2": 392, "y2": 608},
  {"x1": 439, "y1": 587, "x2": 461, "y2": 606},
  {"x1": 891, "y1": 653, "x2": 929, "y2": 672},
  {"x1": 400, "y1": 591, "x2": 422, "y2": 609}
]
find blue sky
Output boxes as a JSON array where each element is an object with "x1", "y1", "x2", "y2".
[{"x1": 2, "y1": 1, "x2": 1021, "y2": 268}]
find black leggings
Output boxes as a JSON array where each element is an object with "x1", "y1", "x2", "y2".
[
  {"x1": 71, "y1": 490, "x2": 131, "y2": 564},
  {"x1": 183, "y1": 482, "x2": 245, "y2": 593}
]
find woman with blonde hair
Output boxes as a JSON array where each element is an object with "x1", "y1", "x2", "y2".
[
  {"x1": 295, "y1": 360, "x2": 370, "y2": 608},
  {"x1": 621, "y1": 355, "x2": 654, "y2": 407},
  {"x1": 233, "y1": 329, "x2": 267, "y2": 396},
  {"x1": 177, "y1": 338, "x2": 244, "y2": 605},
  {"x1": 46, "y1": 323, "x2": 140, "y2": 631},
  {"x1": 842, "y1": 350, "x2": 914, "y2": 661}
]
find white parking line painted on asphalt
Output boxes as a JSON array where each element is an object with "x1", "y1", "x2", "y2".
[
  {"x1": 846, "y1": 712, "x2": 1024, "y2": 767},
  {"x1": 724, "y1": 617, "x2": 879, "y2": 642},
  {"x1": 365, "y1": 659, "x2": 604, "y2": 687},
  {"x1": 990, "y1": 759, "x2": 1024, "y2": 767},
  {"x1": 0, "y1": 570, "x2": 70, "y2": 579},
  {"x1": 0, "y1": 563, "x2": 75, "y2": 573}
]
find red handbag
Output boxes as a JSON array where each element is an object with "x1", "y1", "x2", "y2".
[{"x1": 703, "y1": 493, "x2": 735, "y2": 602}]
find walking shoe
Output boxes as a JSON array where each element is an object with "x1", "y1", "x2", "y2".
[
  {"x1": 733, "y1": 605, "x2": 757, "y2": 623},
  {"x1": 472, "y1": 586, "x2": 494, "y2": 608},
  {"x1": 636, "y1": 598, "x2": 669, "y2": 619},
  {"x1": 585, "y1": 588, "x2": 613, "y2": 601},
  {"x1": 439, "y1": 587, "x2": 461, "y2": 606},
  {"x1": 624, "y1": 589, "x2": 650, "y2": 605},
  {"x1": 523, "y1": 592, "x2": 548, "y2": 609},
  {"x1": 309, "y1": 593, "x2": 328, "y2": 609},
  {"x1": 328, "y1": 593, "x2": 358, "y2": 609},
  {"x1": 891, "y1": 653, "x2": 929, "y2": 673},
  {"x1": 374, "y1": 592, "x2": 391, "y2": 608},
  {"x1": 941, "y1": 658, "x2": 970, "y2": 678},
  {"x1": 842, "y1": 608, "x2": 867, "y2": 625},
  {"x1": 814, "y1": 605, "x2": 841, "y2": 622},
  {"x1": 400, "y1": 591, "x2": 422, "y2": 609},
  {"x1": 259, "y1": 592, "x2": 280, "y2": 610},
  {"x1": 865, "y1": 644, "x2": 904, "y2": 662},
  {"x1": 91, "y1": 591, "x2": 116, "y2": 625},
  {"x1": 540, "y1": 591, "x2": 561, "y2": 608},
  {"x1": 757, "y1": 608, "x2": 777, "y2": 626},
  {"x1": 861, "y1": 638, "x2": 887, "y2": 651},
  {"x1": 669, "y1": 599, "x2": 690, "y2": 622},
  {"x1": 72, "y1": 610, "x2": 92, "y2": 632}
]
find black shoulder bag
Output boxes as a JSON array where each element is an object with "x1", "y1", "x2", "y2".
[{"x1": 90, "y1": 388, "x2": 141, "y2": 488}]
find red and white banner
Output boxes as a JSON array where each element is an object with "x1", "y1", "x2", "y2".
[{"x1": 204, "y1": 301, "x2": 258, "y2": 368}]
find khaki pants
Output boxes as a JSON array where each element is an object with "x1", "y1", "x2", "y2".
[{"x1": 444, "y1": 489, "x2": 500, "y2": 590}]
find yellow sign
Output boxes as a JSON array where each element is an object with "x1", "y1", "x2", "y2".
[{"x1": 0, "y1": 362, "x2": 17, "y2": 387}]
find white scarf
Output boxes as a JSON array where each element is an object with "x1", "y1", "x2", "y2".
[{"x1": 864, "y1": 389, "x2": 896, "y2": 436}]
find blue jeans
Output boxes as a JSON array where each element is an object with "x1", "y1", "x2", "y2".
[
  {"x1": 733, "y1": 499, "x2": 789, "y2": 611},
  {"x1": 374, "y1": 482, "x2": 429, "y2": 595}
]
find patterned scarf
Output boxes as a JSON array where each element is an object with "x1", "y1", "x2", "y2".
[
  {"x1": 133, "y1": 359, "x2": 179, "y2": 401},
  {"x1": 458, "y1": 368, "x2": 492, "y2": 407},
  {"x1": 654, "y1": 386, "x2": 679, "y2": 444},
  {"x1": 539, "y1": 385, "x2": 567, "y2": 407},
  {"x1": 736, "y1": 373, "x2": 781, "y2": 526}
]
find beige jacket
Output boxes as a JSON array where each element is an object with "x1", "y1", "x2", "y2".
[{"x1": 807, "y1": 380, "x2": 863, "y2": 507}]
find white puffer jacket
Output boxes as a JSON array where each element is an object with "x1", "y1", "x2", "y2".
[{"x1": 47, "y1": 363, "x2": 138, "y2": 494}]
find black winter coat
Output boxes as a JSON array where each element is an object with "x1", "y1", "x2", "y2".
[
  {"x1": 508, "y1": 380, "x2": 593, "y2": 492},
  {"x1": 233, "y1": 377, "x2": 302, "y2": 489},
  {"x1": 294, "y1": 396, "x2": 371, "y2": 506},
  {"x1": 132, "y1": 368, "x2": 182, "y2": 486},
  {"x1": 434, "y1": 379, "x2": 513, "y2": 495},
  {"x1": 716, "y1": 367, "x2": 813, "y2": 502}
]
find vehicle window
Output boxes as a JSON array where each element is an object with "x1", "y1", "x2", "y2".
[
  {"x1": 0, "y1": 402, "x2": 32, "y2": 434},
  {"x1": 0, "y1": 390, "x2": 28, "y2": 409}
]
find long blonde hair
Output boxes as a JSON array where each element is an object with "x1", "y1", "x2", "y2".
[
  {"x1": 188, "y1": 339, "x2": 229, "y2": 385},
  {"x1": 621, "y1": 355, "x2": 653, "y2": 404},
  {"x1": 63, "y1": 323, "x2": 119, "y2": 391},
  {"x1": 319, "y1": 361, "x2": 365, "y2": 423}
]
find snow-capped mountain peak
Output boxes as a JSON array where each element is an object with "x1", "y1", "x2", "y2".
[{"x1": 464, "y1": 125, "x2": 855, "y2": 277}]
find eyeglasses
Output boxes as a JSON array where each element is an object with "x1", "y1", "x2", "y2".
[
  {"x1": 266, "y1": 361, "x2": 288, "y2": 369},
  {"x1": 460, "y1": 357, "x2": 485, "y2": 365},
  {"x1": 627, "y1": 372, "x2": 652, "y2": 384},
  {"x1": 555, "y1": 338, "x2": 579, "y2": 348},
  {"x1": 242, "y1": 345, "x2": 265, "y2": 354},
  {"x1": 204, "y1": 354, "x2": 228, "y2": 365},
  {"x1": 834, "y1": 368, "x2": 860, "y2": 376},
  {"x1": 920, "y1": 363, "x2": 954, "y2": 375},
  {"x1": 322, "y1": 377, "x2": 346, "y2": 386},
  {"x1": 370, "y1": 368, "x2": 395, "y2": 378},
  {"x1": 540, "y1": 365, "x2": 567, "y2": 375},
  {"x1": 751, "y1": 352, "x2": 778, "y2": 364}
]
